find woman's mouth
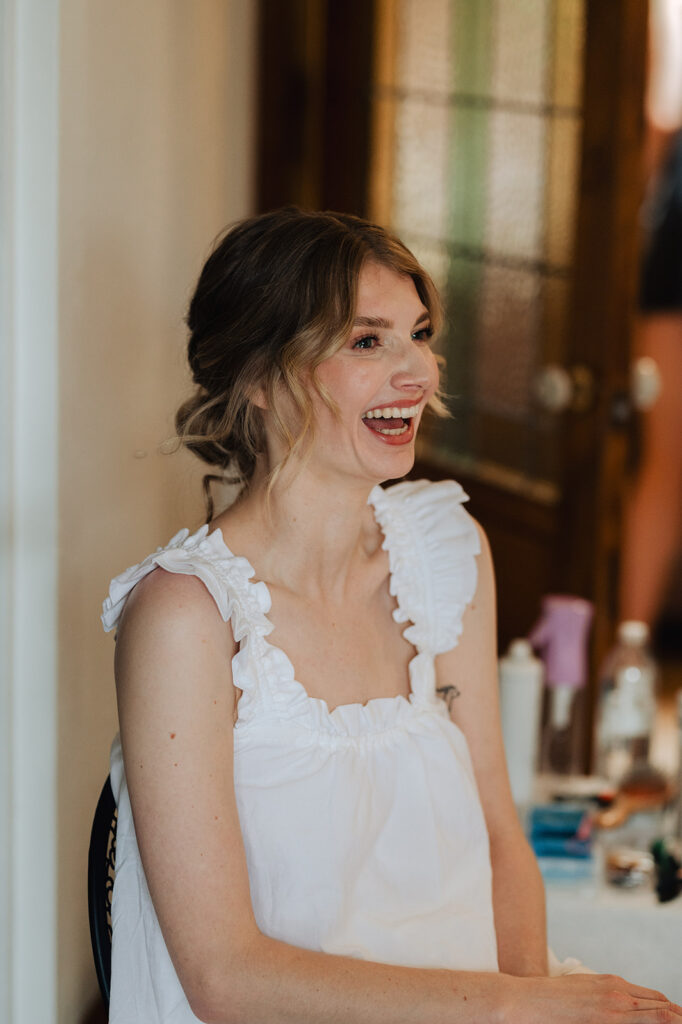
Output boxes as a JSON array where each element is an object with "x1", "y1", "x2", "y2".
[{"x1": 361, "y1": 403, "x2": 420, "y2": 444}]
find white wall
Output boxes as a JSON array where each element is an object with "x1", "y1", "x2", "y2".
[{"x1": 8, "y1": 2, "x2": 255, "y2": 1022}]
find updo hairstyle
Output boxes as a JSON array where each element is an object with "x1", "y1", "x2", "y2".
[{"x1": 175, "y1": 207, "x2": 444, "y2": 516}]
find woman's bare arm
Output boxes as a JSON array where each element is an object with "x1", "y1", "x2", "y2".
[
  {"x1": 436, "y1": 521, "x2": 547, "y2": 977},
  {"x1": 114, "y1": 566, "x2": 682, "y2": 1024}
]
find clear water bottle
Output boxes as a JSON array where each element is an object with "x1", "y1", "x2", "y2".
[
  {"x1": 671, "y1": 688, "x2": 675, "y2": 839},
  {"x1": 594, "y1": 621, "x2": 658, "y2": 787}
]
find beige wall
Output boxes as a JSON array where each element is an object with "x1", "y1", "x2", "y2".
[{"x1": 57, "y1": 3, "x2": 255, "y2": 1020}]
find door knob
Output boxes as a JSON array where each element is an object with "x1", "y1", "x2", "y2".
[
  {"x1": 534, "y1": 364, "x2": 595, "y2": 414},
  {"x1": 630, "y1": 356, "x2": 661, "y2": 411}
]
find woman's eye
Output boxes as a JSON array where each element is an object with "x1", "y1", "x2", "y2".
[
  {"x1": 352, "y1": 334, "x2": 379, "y2": 350},
  {"x1": 412, "y1": 325, "x2": 434, "y2": 343}
]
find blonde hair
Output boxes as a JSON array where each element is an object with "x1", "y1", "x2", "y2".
[{"x1": 175, "y1": 207, "x2": 446, "y2": 518}]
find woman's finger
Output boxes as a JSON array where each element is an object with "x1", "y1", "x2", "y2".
[
  {"x1": 625, "y1": 997, "x2": 682, "y2": 1017},
  {"x1": 621, "y1": 981, "x2": 676, "y2": 1002},
  {"x1": 594, "y1": 973, "x2": 679, "y2": 1005}
]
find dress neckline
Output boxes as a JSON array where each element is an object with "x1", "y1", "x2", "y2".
[{"x1": 206, "y1": 485, "x2": 424, "y2": 722}]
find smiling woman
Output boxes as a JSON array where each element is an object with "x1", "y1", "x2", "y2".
[
  {"x1": 310, "y1": 261, "x2": 440, "y2": 475},
  {"x1": 100, "y1": 208, "x2": 682, "y2": 1024},
  {"x1": 174, "y1": 207, "x2": 446, "y2": 516}
]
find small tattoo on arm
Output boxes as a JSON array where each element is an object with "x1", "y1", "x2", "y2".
[{"x1": 436, "y1": 684, "x2": 461, "y2": 712}]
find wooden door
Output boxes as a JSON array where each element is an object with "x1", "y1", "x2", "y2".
[{"x1": 256, "y1": 0, "x2": 648, "y2": 768}]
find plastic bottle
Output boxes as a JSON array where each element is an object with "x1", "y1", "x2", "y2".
[
  {"x1": 594, "y1": 621, "x2": 658, "y2": 787},
  {"x1": 498, "y1": 639, "x2": 544, "y2": 808},
  {"x1": 674, "y1": 690, "x2": 682, "y2": 839},
  {"x1": 529, "y1": 595, "x2": 594, "y2": 775}
]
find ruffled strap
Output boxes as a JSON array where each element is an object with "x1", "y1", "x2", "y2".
[
  {"x1": 369, "y1": 479, "x2": 481, "y2": 656},
  {"x1": 101, "y1": 524, "x2": 273, "y2": 645}
]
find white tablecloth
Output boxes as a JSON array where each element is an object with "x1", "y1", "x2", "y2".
[{"x1": 546, "y1": 880, "x2": 682, "y2": 1000}]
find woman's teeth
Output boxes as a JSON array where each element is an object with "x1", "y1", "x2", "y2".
[
  {"x1": 362, "y1": 403, "x2": 419, "y2": 436},
  {"x1": 368, "y1": 422, "x2": 409, "y2": 435},
  {"x1": 363, "y1": 403, "x2": 421, "y2": 420}
]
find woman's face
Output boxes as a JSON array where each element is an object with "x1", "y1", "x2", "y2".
[{"x1": 308, "y1": 260, "x2": 440, "y2": 486}]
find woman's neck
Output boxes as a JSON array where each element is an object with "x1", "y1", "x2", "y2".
[{"x1": 214, "y1": 462, "x2": 385, "y2": 603}]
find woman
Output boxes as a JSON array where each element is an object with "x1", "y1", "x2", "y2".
[
  {"x1": 620, "y1": 0, "x2": 682, "y2": 629},
  {"x1": 102, "y1": 208, "x2": 680, "y2": 1023}
]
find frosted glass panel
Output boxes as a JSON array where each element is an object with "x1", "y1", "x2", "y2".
[
  {"x1": 396, "y1": 0, "x2": 452, "y2": 94},
  {"x1": 491, "y1": 0, "x2": 550, "y2": 104},
  {"x1": 448, "y1": 107, "x2": 488, "y2": 247},
  {"x1": 551, "y1": 0, "x2": 585, "y2": 108},
  {"x1": 452, "y1": 0, "x2": 493, "y2": 97},
  {"x1": 393, "y1": 98, "x2": 450, "y2": 238},
  {"x1": 401, "y1": 235, "x2": 451, "y2": 296},
  {"x1": 484, "y1": 110, "x2": 546, "y2": 260},
  {"x1": 374, "y1": 0, "x2": 585, "y2": 491},
  {"x1": 475, "y1": 266, "x2": 540, "y2": 419}
]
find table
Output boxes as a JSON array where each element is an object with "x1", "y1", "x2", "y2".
[{"x1": 546, "y1": 878, "x2": 682, "y2": 1000}]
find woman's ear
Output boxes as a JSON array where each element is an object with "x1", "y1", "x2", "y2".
[{"x1": 250, "y1": 387, "x2": 268, "y2": 410}]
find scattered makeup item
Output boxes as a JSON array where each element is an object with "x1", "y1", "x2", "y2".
[
  {"x1": 604, "y1": 847, "x2": 655, "y2": 888},
  {"x1": 651, "y1": 838, "x2": 682, "y2": 903},
  {"x1": 529, "y1": 803, "x2": 593, "y2": 859},
  {"x1": 593, "y1": 770, "x2": 673, "y2": 830}
]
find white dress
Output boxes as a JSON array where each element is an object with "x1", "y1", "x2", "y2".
[{"x1": 102, "y1": 479, "x2": 500, "y2": 1024}]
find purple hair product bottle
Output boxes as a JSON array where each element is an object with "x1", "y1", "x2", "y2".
[{"x1": 529, "y1": 596, "x2": 594, "y2": 776}]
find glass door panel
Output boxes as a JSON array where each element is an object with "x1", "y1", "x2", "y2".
[{"x1": 370, "y1": 0, "x2": 586, "y2": 502}]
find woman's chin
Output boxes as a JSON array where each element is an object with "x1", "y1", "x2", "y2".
[{"x1": 360, "y1": 440, "x2": 417, "y2": 484}]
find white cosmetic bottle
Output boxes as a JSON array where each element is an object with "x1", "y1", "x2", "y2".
[{"x1": 499, "y1": 639, "x2": 544, "y2": 809}]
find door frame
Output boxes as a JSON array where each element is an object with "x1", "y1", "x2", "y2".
[
  {"x1": 559, "y1": 0, "x2": 648, "y2": 676},
  {"x1": 1, "y1": 0, "x2": 60, "y2": 1020}
]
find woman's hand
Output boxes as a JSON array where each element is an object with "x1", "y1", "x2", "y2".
[{"x1": 503, "y1": 973, "x2": 682, "y2": 1023}]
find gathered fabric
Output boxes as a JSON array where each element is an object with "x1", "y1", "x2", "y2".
[{"x1": 102, "y1": 479, "x2": 500, "y2": 1024}]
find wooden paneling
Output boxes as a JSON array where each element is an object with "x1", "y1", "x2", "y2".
[
  {"x1": 256, "y1": 0, "x2": 327, "y2": 211},
  {"x1": 257, "y1": 0, "x2": 375, "y2": 215},
  {"x1": 558, "y1": 0, "x2": 648, "y2": 749}
]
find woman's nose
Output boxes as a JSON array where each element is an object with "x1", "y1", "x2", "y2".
[{"x1": 390, "y1": 339, "x2": 436, "y2": 391}]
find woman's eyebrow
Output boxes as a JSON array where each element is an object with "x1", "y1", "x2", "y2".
[
  {"x1": 353, "y1": 315, "x2": 392, "y2": 329},
  {"x1": 352, "y1": 310, "x2": 431, "y2": 329}
]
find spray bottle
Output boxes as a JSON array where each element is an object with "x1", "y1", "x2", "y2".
[{"x1": 529, "y1": 595, "x2": 594, "y2": 775}]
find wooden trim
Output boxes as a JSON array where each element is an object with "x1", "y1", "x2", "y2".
[
  {"x1": 319, "y1": 0, "x2": 376, "y2": 214},
  {"x1": 558, "y1": 0, "x2": 647, "y2": 761},
  {"x1": 256, "y1": 0, "x2": 377, "y2": 215},
  {"x1": 256, "y1": 0, "x2": 327, "y2": 211},
  {"x1": 368, "y1": 0, "x2": 399, "y2": 225},
  {"x1": 561, "y1": 0, "x2": 647, "y2": 597}
]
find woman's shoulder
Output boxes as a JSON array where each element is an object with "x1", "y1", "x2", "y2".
[
  {"x1": 114, "y1": 562, "x2": 235, "y2": 653},
  {"x1": 101, "y1": 524, "x2": 272, "y2": 640}
]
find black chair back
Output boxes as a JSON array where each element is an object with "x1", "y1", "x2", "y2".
[{"x1": 88, "y1": 775, "x2": 117, "y2": 1010}]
